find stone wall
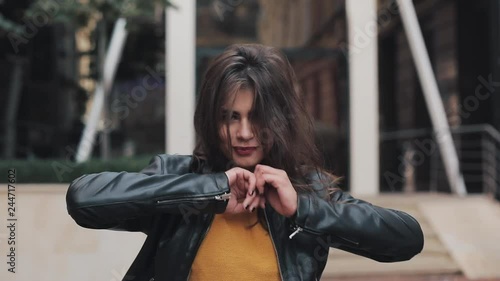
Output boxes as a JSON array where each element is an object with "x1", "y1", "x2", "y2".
[{"x1": 0, "y1": 184, "x2": 145, "y2": 281}]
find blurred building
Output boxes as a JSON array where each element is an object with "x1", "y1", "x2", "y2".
[
  {"x1": 0, "y1": 0, "x2": 349, "y2": 174},
  {"x1": 110, "y1": 18, "x2": 166, "y2": 156},
  {"x1": 244, "y1": 0, "x2": 500, "y2": 195},
  {"x1": 257, "y1": 0, "x2": 349, "y2": 180},
  {"x1": 0, "y1": 1, "x2": 84, "y2": 159},
  {"x1": 2, "y1": 0, "x2": 499, "y2": 198},
  {"x1": 378, "y1": 0, "x2": 500, "y2": 196},
  {"x1": 195, "y1": 0, "x2": 259, "y2": 94}
]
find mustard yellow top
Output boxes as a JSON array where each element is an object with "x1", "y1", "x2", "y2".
[{"x1": 189, "y1": 211, "x2": 281, "y2": 281}]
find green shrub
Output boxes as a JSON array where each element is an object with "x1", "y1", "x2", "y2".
[{"x1": 0, "y1": 155, "x2": 155, "y2": 183}]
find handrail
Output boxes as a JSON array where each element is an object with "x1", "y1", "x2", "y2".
[
  {"x1": 453, "y1": 124, "x2": 500, "y2": 144},
  {"x1": 380, "y1": 128, "x2": 431, "y2": 141},
  {"x1": 381, "y1": 123, "x2": 500, "y2": 143},
  {"x1": 380, "y1": 123, "x2": 500, "y2": 199}
]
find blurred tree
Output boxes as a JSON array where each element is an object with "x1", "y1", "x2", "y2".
[
  {"x1": 0, "y1": 0, "x2": 173, "y2": 159},
  {"x1": 0, "y1": 0, "x2": 174, "y2": 32}
]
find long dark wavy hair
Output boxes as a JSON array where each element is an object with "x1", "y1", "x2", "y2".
[{"x1": 192, "y1": 44, "x2": 338, "y2": 224}]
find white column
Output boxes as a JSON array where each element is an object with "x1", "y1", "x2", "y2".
[
  {"x1": 166, "y1": 0, "x2": 196, "y2": 154},
  {"x1": 76, "y1": 19, "x2": 127, "y2": 163},
  {"x1": 396, "y1": 0, "x2": 466, "y2": 195},
  {"x1": 346, "y1": 0, "x2": 379, "y2": 196}
]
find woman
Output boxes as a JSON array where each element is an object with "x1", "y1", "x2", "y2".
[{"x1": 66, "y1": 44, "x2": 424, "y2": 281}]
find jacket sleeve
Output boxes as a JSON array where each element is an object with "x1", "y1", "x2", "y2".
[
  {"x1": 66, "y1": 154, "x2": 230, "y2": 232},
  {"x1": 291, "y1": 172, "x2": 424, "y2": 262}
]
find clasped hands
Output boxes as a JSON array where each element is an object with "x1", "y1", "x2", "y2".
[{"x1": 224, "y1": 164, "x2": 297, "y2": 218}]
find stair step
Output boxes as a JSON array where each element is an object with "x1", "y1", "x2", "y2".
[
  {"x1": 323, "y1": 254, "x2": 460, "y2": 277},
  {"x1": 329, "y1": 236, "x2": 448, "y2": 258}
]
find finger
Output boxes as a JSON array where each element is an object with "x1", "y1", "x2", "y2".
[
  {"x1": 224, "y1": 193, "x2": 238, "y2": 215},
  {"x1": 261, "y1": 173, "x2": 282, "y2": 189},
  {"x1": 255, "y1": 177, "x2": 265, "y2": 195},
  {"x1": 242, "y1": 189, "x2": 257, "y2": 209},
  {"x1": 255, "y1": 164, "x2": 281, "y2": 175},
  {"x1": 255, "y1": 164, "x2": 287, "y2": 194},
  {"x1": 247, "y1": 194, "x2": 261, "y2": 212},
  {"x1": 254, "y1": 166, "x2": 265, "y2": 195},
  {"x1": 224, "y1": 169, "x2": 235, "y2": 185},
  {"x1": 244, "y1": 169, "x2": 257, "y2": 196},
  {"x1": 242, "y1": 171, "x2": 257, "y2": 208},
  {"x1": 237, "y1": 170, "x2": 245, "y2": 189}
]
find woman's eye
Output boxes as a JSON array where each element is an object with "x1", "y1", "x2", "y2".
[{"x1": 221, "y1": 112, "x2": 239, "y2": 121}]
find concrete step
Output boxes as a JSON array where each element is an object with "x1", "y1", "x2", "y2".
[
  {"x1": 322, "y1": 193, "x2": 462, "y2": 277},
  {"x1": 419, "y1": 196, "x2": 500, "y2": 279},
  {"x1": 329, "y1": 236, "x2": 448, "y2": 258},
  {"x1": 323, "y1": 254, "x2": 460, "y2": 277}
]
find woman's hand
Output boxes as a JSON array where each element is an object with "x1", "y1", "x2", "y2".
[
  {"x1": 254, "y1": 164, "x2": 297, "y2": 217},
  {"x1": 224, "y1": 167, "x2": 264, "y2": 215}
]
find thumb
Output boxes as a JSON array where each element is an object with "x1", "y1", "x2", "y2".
[{"x1": 224, "y1": 169, "x2": 236, "y2": 186}]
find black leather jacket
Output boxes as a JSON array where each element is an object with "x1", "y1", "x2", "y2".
[{"x1": 66, "y1": 154, "x2": 424, "y2": 281}]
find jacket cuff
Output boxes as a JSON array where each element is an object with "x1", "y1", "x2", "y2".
[
  {"x1": 213, "y1": 172, "x2": 230, "y2": 191},
  {"x1": 293, "y1": 193, "x2": 311, "y2": 228},
  {"x1": 212, "y1": 173, "x2": 231, "y2": 214}
]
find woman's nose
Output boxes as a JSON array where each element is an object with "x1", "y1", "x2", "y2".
[{"x1": 236, "y1": 119, "x2": 254, "y2": 140}]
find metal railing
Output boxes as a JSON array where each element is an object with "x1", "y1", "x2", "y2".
[{"x1": 380, "y1": 123, "x2": 500, "y2": 201}]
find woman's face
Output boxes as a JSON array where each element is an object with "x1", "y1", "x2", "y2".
[{"x1": 219, "y1": 88, "x2": 265, "y2": 170}]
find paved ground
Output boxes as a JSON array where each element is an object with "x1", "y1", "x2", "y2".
[
  {"x1": 323, "y1": 274, "x2": 500, "y2": 281},
  {"x1": 321, "y1": 193, "x2": 500, "y2": 280},
  {"x1": 2, "y1": 186, "x2": 499, "y2": 281}
]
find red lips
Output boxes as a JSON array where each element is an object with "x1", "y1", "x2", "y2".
[{"x1": 234, "y1": 146, "x2": 257, "y2": 156}]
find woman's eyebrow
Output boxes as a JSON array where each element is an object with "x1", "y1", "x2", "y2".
[
  {"x1": 221, "y1": 108, "x2": 254, "y2": 117},
  {"x1": 221, "y1": 108, "x2": 241, "y2": 115}
]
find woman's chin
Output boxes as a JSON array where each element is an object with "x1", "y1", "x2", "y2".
[{"x1": 233, "y1": 159, "x2": 259, "y2": 170}]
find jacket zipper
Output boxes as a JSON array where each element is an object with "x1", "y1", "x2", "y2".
[
  {"x1": 289, "y1": 225, "x2": 303, "y2": 239},
  {"x1": 289, "y1": 222, "x2": 321, "y2": 239},
  {"x1": 186, "y1": 213, "x2": 215, "y2": 281},
  {"x1": 264, "y1": 209, "x2": 284, "y2": 281},
  {"x1": 157, "y1": 192, "x2": 231, "y2": 204},
  {"x1": 289, "y1": 222, "x2": 360, "y2": 246},
  {"x1": 332, "y1": 233, "x2": 360, "y2": 246}
]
